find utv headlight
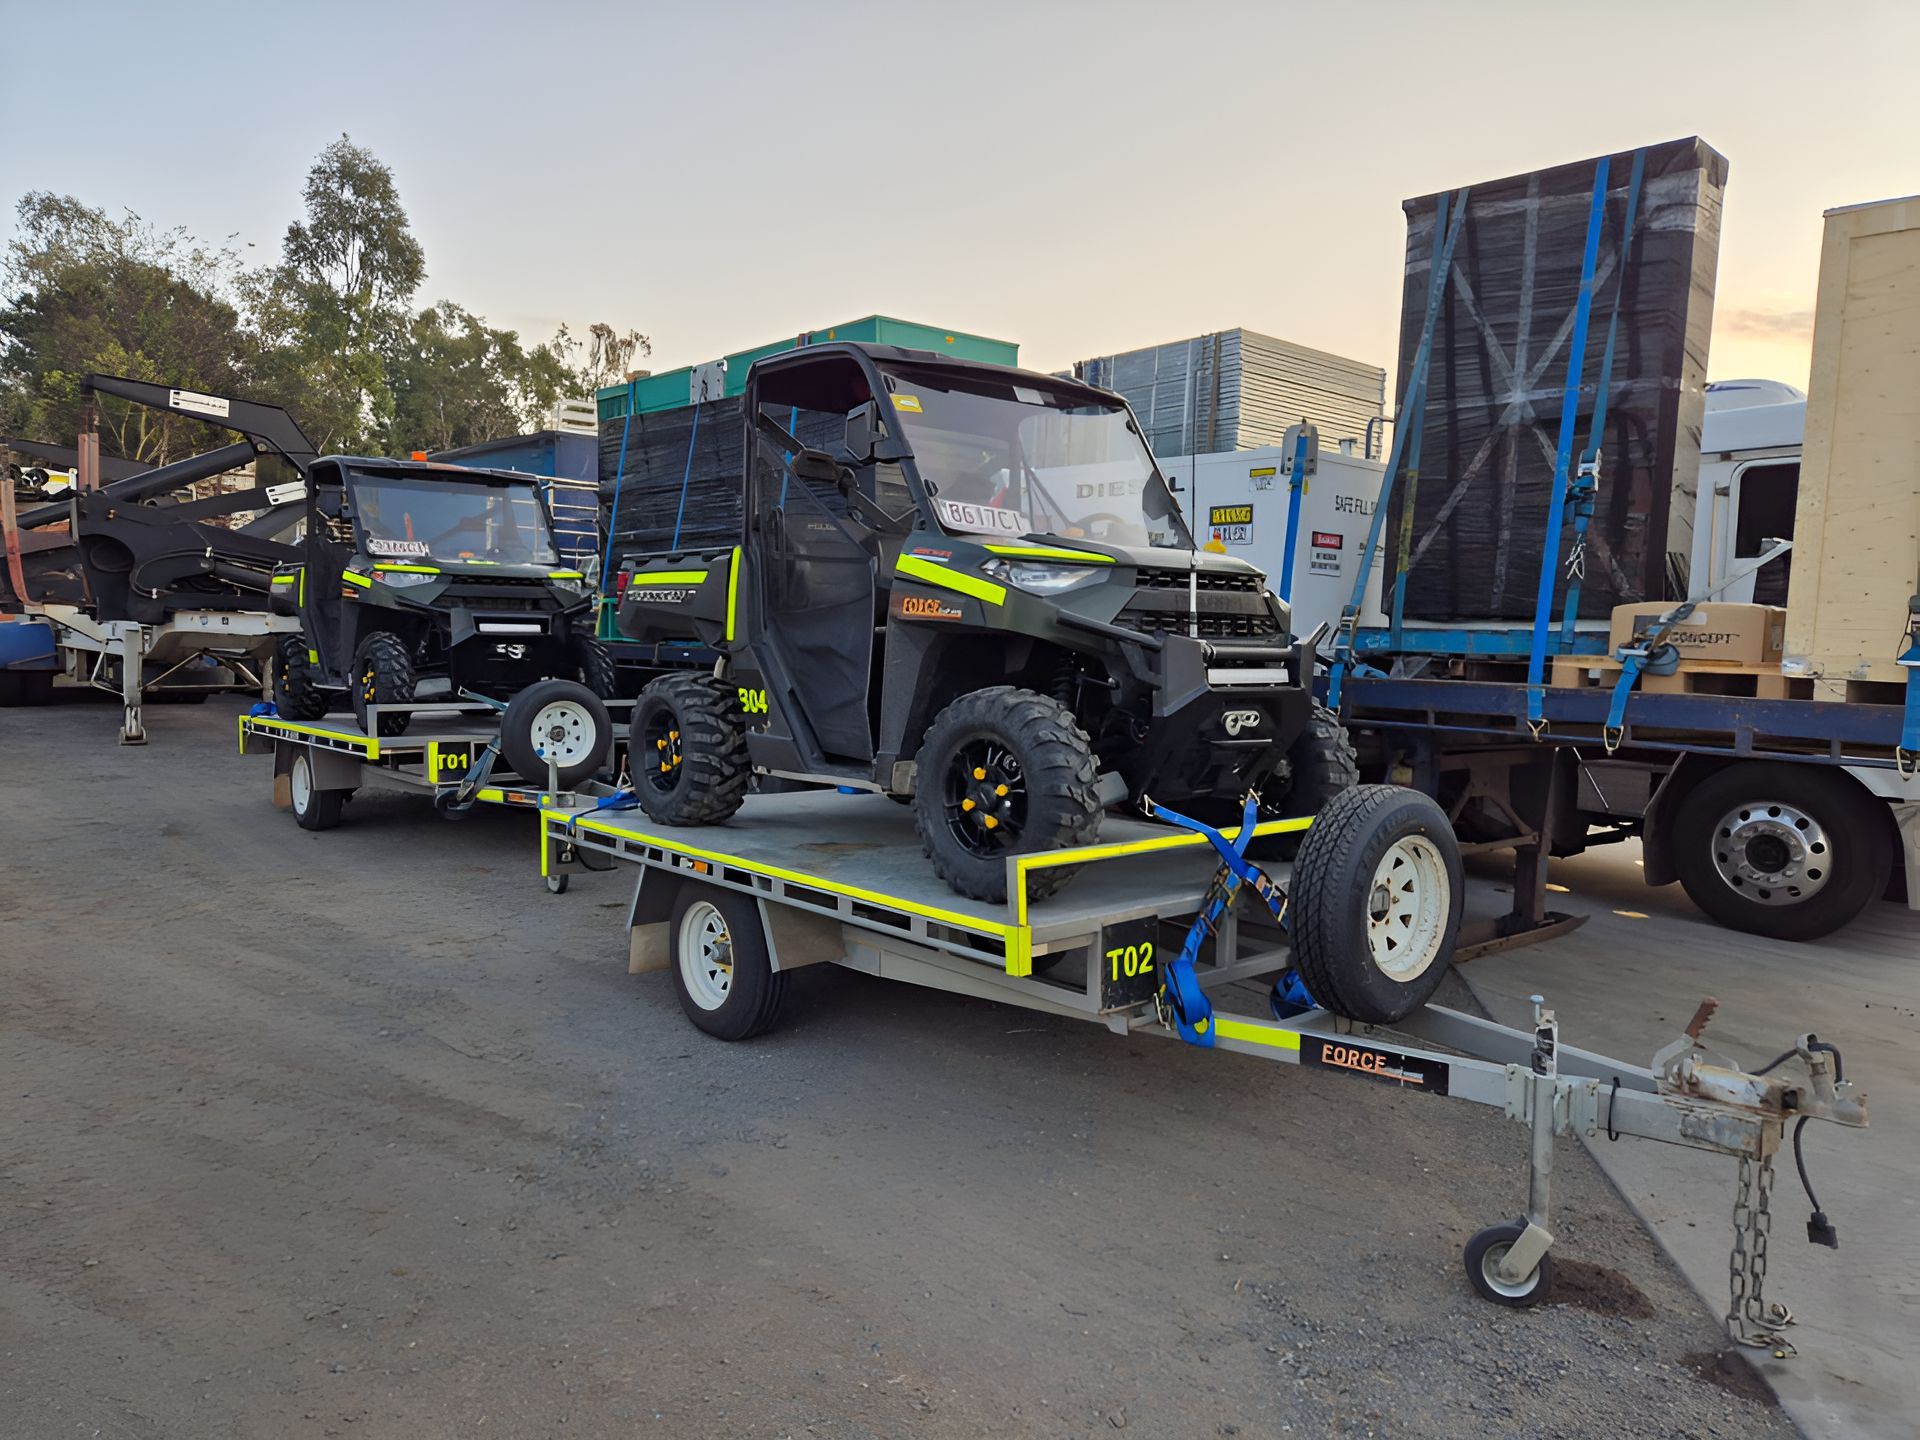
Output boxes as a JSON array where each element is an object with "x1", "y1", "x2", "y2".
[
  {"x1": 550, "y1": 573, "x2": 590, "y2": 597},
  {"x1": 375, "y1": 569, "x2": 437, "y2": 589},
  {"x1": 980, "y1": 558, "x2": 1103, "y2": 595}
]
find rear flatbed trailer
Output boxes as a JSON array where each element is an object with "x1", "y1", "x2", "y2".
[
  {"x1": 539, "y1": 789, "x2": 1868, "y2": 1340},
  {"x1": 240, "y1": 700, "x2": 631, "y2": 857}
]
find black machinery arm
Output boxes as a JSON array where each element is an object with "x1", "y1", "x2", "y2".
[{"x1": 83, "y1": 374, "x2": 319, "y2": 484}]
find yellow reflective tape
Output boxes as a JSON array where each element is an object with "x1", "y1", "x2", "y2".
[
  {"x1": 299, "y1": 568, "x2": 305, "y2": 604},
  {"x1": 1212, "y1": 1017, "x2": 1303, "y2": 1052},
  {"x1": 270, "y1": 574, "x2": 296, "y2": 586},
  {"x1": 242, "y1": 715, "x2": 380, "y2": 759},
  {"x1": 629, "y1": 570, "x2": 709, "y2": 585},
  {"x1": 477, "y1": 787, "x2": 505, "y2": 802},
  {"x1": 565, "y1": 814, "x2": 1015, "y2": 940},
  {"x1": 236, "y1": 713, "x2": 247, "y2": 754},
  {"x1": 341, "y1": 570, "x2": 372, "y2": 588},
  {"x1": 307, "y1": 648, "x2": 318, "y2": 664},
  {"x1": 540, "y1": 823, "x2": 550, "y2": 876},
  {"x1": 725, "y1": 546, "x2": 741, "y2": 642},
  {"x1": 548, "y1": 569, "x2": 584, "y2": 580},
  {"x1": 1012, "y1": 816, "x2": 1313, "y2": 927},
  {"x1": 982, "y1": 543, "x2": 1115, "y2": 564},
  {"x1": 1005, "y1": 929, "x2": 1032, "y2": 978},
  {"x1": 896, "y1": 553, "x2": 1005, "y2": 605},
  {"x1": 374, "y1": 563, "x2": 440, "y2": 575}
]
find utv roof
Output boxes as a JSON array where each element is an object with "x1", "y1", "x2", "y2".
[
  {"x1": 319, "y1": 455, "x2": 548, "y2": 486},
  {"x1": 748, "y1": 340, "x2": 1126, "y2": 409}
]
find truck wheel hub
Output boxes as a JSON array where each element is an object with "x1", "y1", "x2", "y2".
[{"x1": 1712, "y1": 801, "x2": 1829, "y2": 904}]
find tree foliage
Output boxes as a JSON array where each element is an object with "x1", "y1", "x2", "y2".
[{"x1": 0, "y1": 136, "x2": 644, "y2": 466}]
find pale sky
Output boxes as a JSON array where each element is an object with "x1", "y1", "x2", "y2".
[{"x1": 5, "y1": 0, "x2": 1916, "y2": 400}]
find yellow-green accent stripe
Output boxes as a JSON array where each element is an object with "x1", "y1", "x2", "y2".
[
  {"x1": 341, "y1": 570, "x2": 372, "y2": 588},
  {"x1": 982, "y1": 543, "x2": 1115, "y2": 564},
  {"x1": 629, "y1": 569, "x2": 709, "y2": 585},
  {"x1": 1212, "y1": 1017, "x2": 1304, "y2": 1051},
  {"x1": 896, "y1": 553, "x2": 1005, "y2": 605},
  {"x1": 374, "y1": 563, "x2": 440, "y2": 575},
  {"x1": 724, "y1": 547, "x2": 741, "y2": 642}
]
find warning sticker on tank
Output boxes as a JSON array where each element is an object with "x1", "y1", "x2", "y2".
[
  {"x1": 1209, "y1": 504, "x2": 1254, "y2": 526},
  {"x1": 1301, "y1": 1037, "x2": 1449, "y2": 1094}
]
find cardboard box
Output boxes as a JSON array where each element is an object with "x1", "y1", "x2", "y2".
[{"x1": 1608, "y1": 602, "x2": 1786, "y2": 667}]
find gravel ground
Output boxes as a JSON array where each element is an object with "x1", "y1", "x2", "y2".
[{"x1": 1, "y1": 697, "x2": 1795, "y2": 1438}]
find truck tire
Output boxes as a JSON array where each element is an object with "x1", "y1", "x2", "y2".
[
  {"x1": 1291, "y1": 784, "x2": 1462, "y2": 1024},
  {"x1": 501, "y1": 679, "x2": 614, "y2": 789},
  {"x1": 631, "y1": 673, "x2": 750, "y2": 824},
  {"x1": 668, "y1": 883, "x2": 788, "y2": 1040},
  {"x1": 1671, "y1": 763, "x2": 1892, "y2": 942},
  {"x1": 913, "y1": 685, "x2": 1102, "y2": 904},
  {"x1": 274, "y1": 634, "x2": 330, "y2": 720},
  {"x1": 1254, "y1": 703, "x2": 1360, "y2": 860},
  {"x1": 570, "y1": 636, "x2": 620, "y2": 699},
  {"x1": 288, "y1": 750, "x2": 344, "y2": 832},
  {"x1": 350, "y1": 631, "x2": 415, "y2": 737}
]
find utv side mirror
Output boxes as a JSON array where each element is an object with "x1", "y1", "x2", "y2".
[
  {"x1": 839, "y1": 401, "x2": 880, "y2": 466},
  {"x1": 789, "y1": 448, "x2": 845, "y2": 487}
]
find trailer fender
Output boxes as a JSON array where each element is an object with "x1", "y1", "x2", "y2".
[{"x1": 626, "y1": 868, "x2": 684, "y2": 974}]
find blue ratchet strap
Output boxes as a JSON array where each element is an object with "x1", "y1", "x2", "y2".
[
  {"x1": 1558, "y1": 149, "x2": 1645, "y2": 650},
  {"x1": 564, "y1": 787, "x2": 643, "y2": 831},
  {"x1": 1600, "y1": 652, "x2": 1643, "y2": 753},
  {"x1": 1898, "y1": 621, "x2": 1920, "y2": 775},
  {"x1": 668, "y1": 401, "x2": 702, "y2": 550},
  {"x1": 1525, "y1": 156, "x2": 1611, "y2": 732},
  {"x1": 248, "y1": 700, "x2": 277, "y2": 717},
  {"x1": 1145, "y1": 794, "x2": 1288, "y2": 1048}
]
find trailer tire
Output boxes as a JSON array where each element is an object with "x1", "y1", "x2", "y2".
[
  {"x1": 1290, "y1": 784, "x2": 1462, "y2": 1024},
  {"x1": 631, "y1": 673, "x2": 751, "y2": 825},
  {"x1": 1672, "y1": 763, "x2": 1891, "y2": 941},
  {"x1": 274, "y1": 634, "x2": 330, "y2": 720},
  {"x1": 501, "y1": 679, "x2": 613, "y2": 789},
  {"x1": 570, "y1": 636, "x2": 620, "y2": 699},
  {"x1": 289, "y1": 750, "x2": 343, "y2": 832},
  {"x1": 669, "y1": 883, "x2": 788, "y2": 1041},
  {"x1": 914, "y1": 686, "x2": 1102, "y2": 904},
  {"x1": 1254, "y1": 703, "x2": 1360, "y2": 860},
  {"x1": 350, "y1": 631, "x2": 415, "y2": 737}
]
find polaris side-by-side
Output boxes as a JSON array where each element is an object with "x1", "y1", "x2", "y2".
[
  {"x1": 615, "y1": 342, "x2": 1355, "y2": 901},
  {"x1": 268, "y1": 457, "x2": 616, "y2": 737}
]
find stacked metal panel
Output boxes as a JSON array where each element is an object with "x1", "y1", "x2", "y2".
[
  {"x1": 1070, "y1": 329, "x2": 1385, "y2": 457},
  {"x1": 1385, "y1": 137, "x2": 1728, "y2": 621}
]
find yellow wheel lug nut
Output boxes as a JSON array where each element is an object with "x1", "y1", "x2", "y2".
[
  {"x1": 972, "y1": 767, "x2": 986, "y2": 780},
  {"x1": 961, "y1": 798, "x2": 975, "y2": 812},
  {"x1": 983, "y1": 815, "x2": 999, "y2": 829},
  {"x1": 995, "y1": 784, "x2": 1008, "y2": 797}
]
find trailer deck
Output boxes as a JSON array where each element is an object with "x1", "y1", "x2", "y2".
[{"x1": 539, "y1": 788, "x2": 1869, "y2": 1337}]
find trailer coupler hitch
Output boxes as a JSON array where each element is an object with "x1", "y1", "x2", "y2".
[{"x1": 1141, "y1": 792, "x2": 1295, "y2": 1047}]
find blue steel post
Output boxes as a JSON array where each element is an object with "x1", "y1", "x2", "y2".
[
  {"x1": 1524, "y1": 158, "x2": 1611, "y2": 728},
  {"x1": 1277, "y1": 426, "x2": 1312, "y2": 604}
]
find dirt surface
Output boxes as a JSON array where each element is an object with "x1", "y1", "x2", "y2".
[{"x1": 1, "y1": 698, "x2": 1797, "y2": 1438}]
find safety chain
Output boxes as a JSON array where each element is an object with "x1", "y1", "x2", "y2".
[{"x1": 1727, "y1": 1153, "x2": 1795, "y2": 1352}]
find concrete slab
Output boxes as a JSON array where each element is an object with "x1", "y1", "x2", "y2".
[{"x1": 1458, "y1": 839, "x2": 1919, "y2": 1438}]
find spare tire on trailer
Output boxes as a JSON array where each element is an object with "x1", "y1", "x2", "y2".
[
  {"x1": 1290, "y1": 784, "x2": 1462, "y2": 1024},
  {"x1": 502, "y1": 678, "x2": 614, "y2": 789}
]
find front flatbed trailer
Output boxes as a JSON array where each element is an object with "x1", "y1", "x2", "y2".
[
  {"x1": 540, "y1": 789, "x2": 1868, "y2": 1344},
  {"x1": 240, "y1": 701, "x2": 630, "y2": 859}
]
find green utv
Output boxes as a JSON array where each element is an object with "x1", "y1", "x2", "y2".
[
  {"x1": 268, "y1": 457, "x2": 617, "y2": 739},
  {"x1": 615, "y1": 342, "x2": 1355, "y2": 902}
]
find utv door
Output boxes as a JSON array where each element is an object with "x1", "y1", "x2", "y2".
[
  {"x1": 303, "y1": 465, "x2": 353, "y2": 681},
  {"x1": 746, "y1": 417, "x2": 876, "y2": 763}
]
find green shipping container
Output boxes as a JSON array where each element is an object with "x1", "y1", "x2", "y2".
[{"x1": 596, "y1": 314, "x2": 1019, "y2": 422}]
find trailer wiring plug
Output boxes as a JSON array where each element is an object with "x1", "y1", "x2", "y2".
[{"x1": 1755, "y1": 1035, "x2": 1847, "y2": 1249}]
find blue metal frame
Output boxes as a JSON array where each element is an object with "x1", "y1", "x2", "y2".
[{"x1": 1276, "y1": 425, "x2": 1312, "y2": 604}]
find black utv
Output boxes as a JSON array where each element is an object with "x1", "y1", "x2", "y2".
[
  {"x1": 268, "y1": 457, "x2": 616, "y2": 736},
  {"x1": 614, "y1": 342, "x2": 1355, "y2": 902}
]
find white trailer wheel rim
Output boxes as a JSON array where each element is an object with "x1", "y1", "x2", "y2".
[
  {"x1": 291, "y1": 753, "x2": 313, "y2": 814},
  {"x1": 528, "y1": 700, "x2": 597, "y2": 769},
  {"x1": 1710, "y1": 800, "x2": 1831, "y2": 905},
  {"x1": 1366, "y1": 835, "x2": 1448, "y2": 981},
  {"x1": 678, "y1": 900, "x2": 734, "y2": 1011},
  {"x1": 1480, "y1": 1239, "x2": 1538, "y2": 1298}
]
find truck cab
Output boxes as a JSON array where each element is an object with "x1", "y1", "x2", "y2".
[{"x1": 1688, "y1": 378, "x2": 1806, "y2": 606}]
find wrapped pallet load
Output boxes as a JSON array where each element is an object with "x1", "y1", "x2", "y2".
[{"x1": 1387, "y1": 138, "x2": 1728, "y2": 622}]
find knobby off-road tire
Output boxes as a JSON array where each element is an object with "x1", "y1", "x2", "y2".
[
  {"x1": 1671, "y1": 762, "x2": 1892, "y2": 942},
  {"x1": 1253, "y1": 702, "x2": 1360, "y2": 861},
  {"x1": 273, "y1": 633, "x2": 330, "y2": 721},
  {"x1": 501, "y1": 679, "x2": 613, "y2": 790},
  {"x1": 668, "y1": 883, "x2": 788, "y2": 1041},
  {"x1": 913, "y1": 685, "x2": 1102, "y2": 904},
  {"x1": 350, "y1": 631, "x2": 415, "y2": 738},
  {"x1": 1290, "y1": 784, "x2": 1462, "y2": 1024},
  {"x1": 570, "y1": 636, "x2": 620, "y2": 700},
  {"x1": 632, "y1": 673, "x2": 750, "y2": 825}
]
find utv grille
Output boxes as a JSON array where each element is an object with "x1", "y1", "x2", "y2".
[
  {"x1": 1134, "y1": 567, "x2": 1262, "y2": 594},
  {"x1": 1115, "y1": 608, "x2": 1282, "y2": 640}
]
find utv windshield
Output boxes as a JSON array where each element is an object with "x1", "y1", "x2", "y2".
[
  {"x1": 347, "y1": 471, "x2": 559, "y2": 567},
  {"x1": 883, "y1": 368, "x2": 1193, "y2": 550}
]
